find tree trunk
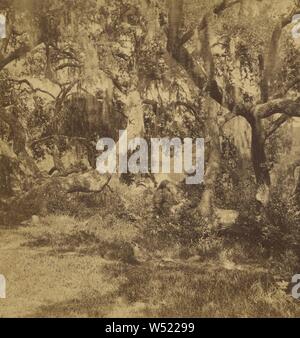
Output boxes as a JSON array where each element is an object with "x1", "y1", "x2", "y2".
[
  {"x1": 197, "y1": 98, "x2": 221, "y2": 218},
  {"x1": 167, "y1": 1, "x2": 222, "y2": 221},
  {"x1": 250, "y1": 117, "x2": 271, "y2": 206}
]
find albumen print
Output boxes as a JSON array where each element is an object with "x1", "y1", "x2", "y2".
[{"x1": 0, "y1": 0, "x2": 300, "y2": 318}]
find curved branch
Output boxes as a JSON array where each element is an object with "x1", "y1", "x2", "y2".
[
  {"x1": 254, "y1": 98, "x2": 300, "y2": 119},
  {"x1": 9, "y1": 79, "x2": 56, "y2": 99},
  {"x1": 0, "y1": 44, "x2": 31, "y2": 70},
  {"x1": 213, "y1": 0, "x2": 241, "y2": 15},
  {"x1": 0, "y1": 31, "x2": 43, "y2": 70}
]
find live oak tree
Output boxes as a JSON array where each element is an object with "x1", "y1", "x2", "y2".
[
  {"x1": 166, "y1": 0, "x2": 300, "y2": 218},
  {"x1": 0, "y1": 0, "x2": 149, "y2": 206},
  {"x1": 0, "y1": 0, "x2": 300, "y2": 225},
  {"x1": 0, "y1": 0, "x2": 83, "y2": 177},
  {"x1": 0, "y1": 1, "x2": 130, "y2": 179}
]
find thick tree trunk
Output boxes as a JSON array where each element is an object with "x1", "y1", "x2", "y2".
[
  {"x1": 250, "y1": 118, "x2": 271, "y2": 206},
  {"x1": 197, "y1": 98, "x2": 221, "y2": 218},
  {"x1": 167, "y1": 1, "x2": 222, "y2": 221},
  {"x1": 250, "y1": 120, "x2": 270, "y2": 184}
]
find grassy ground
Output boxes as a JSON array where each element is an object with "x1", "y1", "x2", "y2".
[{"x1": 0, "y1": 214, "x2": 299, "y2": 318}]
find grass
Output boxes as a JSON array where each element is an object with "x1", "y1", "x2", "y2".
[
  {"x1": 105, "y1": 261, "x2": 300, "y2": 318},
  {"x1": 0, "y1": 213, "x2": 292, "y2": 317},
  {"x1": 21, "y1": 214, "x2": 138, "y2": 263},
  {"x1": 1, "y1": 180, "x2": 300, "y2": 318}
]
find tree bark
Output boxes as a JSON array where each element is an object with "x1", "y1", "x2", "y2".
[
  {"x1": 197, "y1": 98, "x2": 221, "y2": 218},
  {"x1": 167, "y1": 1, "x2": 223, "y2": 219},
  {"x1": 249, "y1": 117, "x2": 271, "y2": 206}
]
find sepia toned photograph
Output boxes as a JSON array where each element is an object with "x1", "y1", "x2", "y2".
[{"x1": 0, "y1": 0, "x2": 300, "y2": 320}]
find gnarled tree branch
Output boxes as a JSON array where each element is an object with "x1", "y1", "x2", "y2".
[{"x1": 254, "y1": 98, "x2": 300, "y2": 119}]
